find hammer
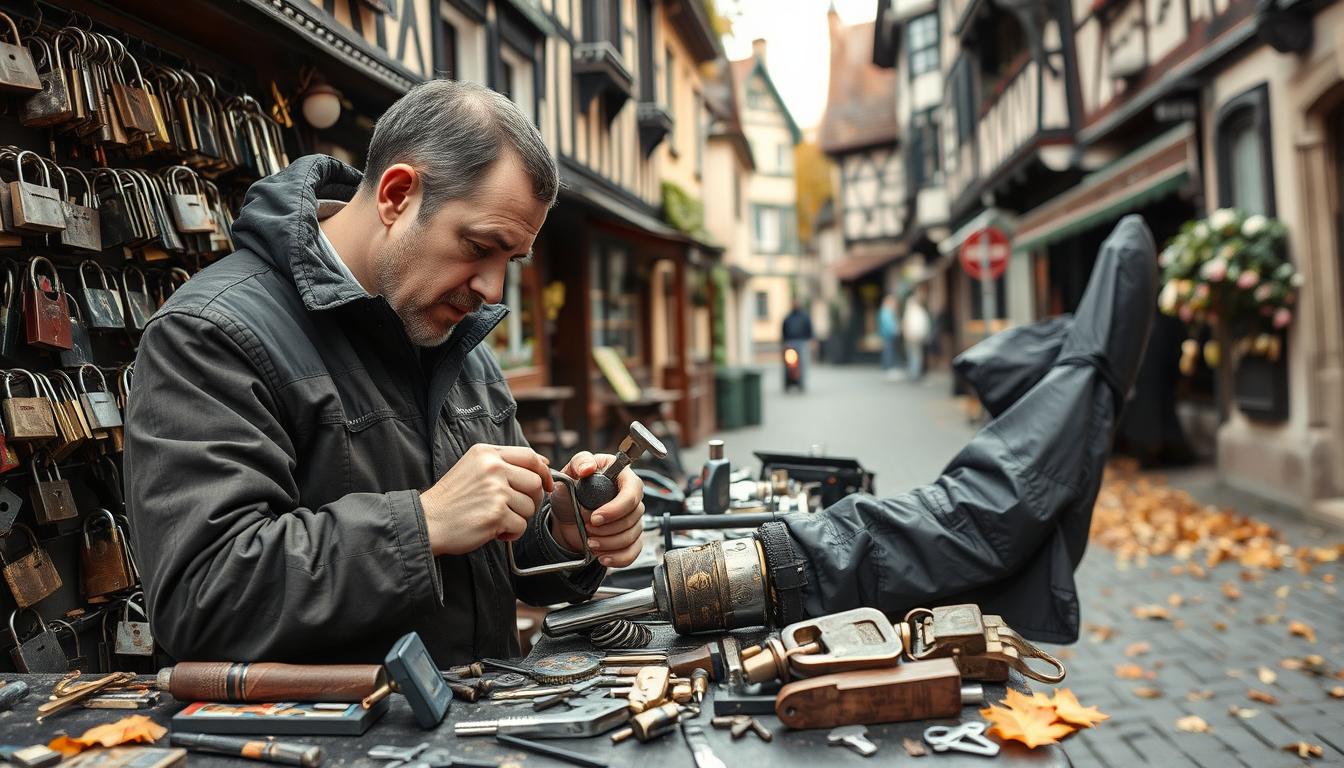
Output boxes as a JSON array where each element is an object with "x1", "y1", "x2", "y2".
[{"x1": 573, "y1": 422, "x2": 667, "y2": 512}]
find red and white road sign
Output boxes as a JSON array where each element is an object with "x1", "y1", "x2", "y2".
[{"x1": 959, "y1": 227, "x2": 1010, "y2": 281}]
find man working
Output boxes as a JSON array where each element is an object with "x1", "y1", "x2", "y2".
[{"x1": 125, "y1": 80, "x2": 646, "y2": 664}]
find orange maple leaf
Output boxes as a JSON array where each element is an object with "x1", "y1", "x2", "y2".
[
  {"x1": 980, "y1": 690, "x2": 1075, "y2": 748},
  {"x1": 48, "y1": 715, "x2": 166, "y2": 755},
  {"x1": 1051, "y1": 689, "x2": 1110, "y2": 728}
]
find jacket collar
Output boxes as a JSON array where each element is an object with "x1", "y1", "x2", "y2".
[{"x1": 230, "y1": 154, "x2": 507, "y2": 355}]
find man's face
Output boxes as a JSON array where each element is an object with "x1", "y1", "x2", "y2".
[{"x1": 373, "y1": 152, "x2": 550, "y2": 347}]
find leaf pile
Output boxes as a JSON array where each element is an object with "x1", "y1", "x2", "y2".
[
  {"x1": 1091, "y1": 461, "x2": 1343, "y2": 572},
  {"x1": 980, "y1": 688, "x2": 1108, "y2": 748}
]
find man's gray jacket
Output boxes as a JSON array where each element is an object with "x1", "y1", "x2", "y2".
[{"x1": 125, "y1": 155, "x2": 604, "y2": 665}]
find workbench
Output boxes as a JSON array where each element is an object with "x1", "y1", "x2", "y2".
[{"x1": 0, "y1": 627, "x2": 1068, "y2": 767}]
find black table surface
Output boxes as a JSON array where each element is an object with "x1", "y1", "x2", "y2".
[{"x1": 1, "y1": 627, "x2": 1068, "y2": 767}]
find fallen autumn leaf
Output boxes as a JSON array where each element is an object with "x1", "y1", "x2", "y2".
[
  {"x1": 1282, "y1": 742, "x2": 1324, "y2": 759},
  {"x1": 1176, "y1": 715, "x2": 1212, "y2": 733},
  {"x1": 1288, "y1": 620, "x2": 1318, "y2": 643}
]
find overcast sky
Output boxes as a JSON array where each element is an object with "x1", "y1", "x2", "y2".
[{"x1": 721, "y1": 0, "x2": 882, "y2": 133}]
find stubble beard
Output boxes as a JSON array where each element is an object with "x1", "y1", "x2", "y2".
[{"x1": 375, "y1": 228, "x2": 484, "y2": 348}]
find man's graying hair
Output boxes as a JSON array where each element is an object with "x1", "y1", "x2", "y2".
[{"x1": 361, "y1": 79, "x2": 558, "y2": 217}]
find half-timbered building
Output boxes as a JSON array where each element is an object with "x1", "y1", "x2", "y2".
[{"x1": 818, "y1": 9, "x2": 905, "y2": 364}]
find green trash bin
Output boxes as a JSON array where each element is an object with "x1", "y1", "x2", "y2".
[
  {"x1": 741, "y1": 368, "x2": 763, "y2": 426},
  {"x1": 715, "y1": 368, "x2": 745, "y2": 430}
]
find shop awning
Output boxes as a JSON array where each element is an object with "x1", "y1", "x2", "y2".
[
  {"x1": 559, "y1": 166, "x2": 723, "y2": 254},
  {"x1": 830, "y1": 241, "x2": 909, "y2": 281},
  {"x1": 1013, "y1": 123, "x2": 1196, "y2": 254}
]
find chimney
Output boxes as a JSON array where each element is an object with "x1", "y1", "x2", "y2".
[{"x1": 752, "y1": 38, "x2": 767, "y2": 64}]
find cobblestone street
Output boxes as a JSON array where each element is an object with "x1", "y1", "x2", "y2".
[{"x1": 689, "y1": 364, "x2": 1344, "y2": 766}]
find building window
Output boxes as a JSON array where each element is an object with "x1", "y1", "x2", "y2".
[
  {"x1": 746, "y1": 75, "x2": 768, "y2": 110},
  {"x1": 441, "y1": 20, "x2": 458, "y2": 79},
  {"x1": 733, "y1": 172, "x2": 742, "y2": 221},
  {"x1": 754, "y1": 206, "x2": 781, "y2": 253},
  {"x1": 949, "y1": 57, "x2": 976, "y2": 147},
  {"x1": 907, "y1": 12, "x2": 939, "y2": 76},
  {"x1": 439, "y1": 1, "x2": 485, "y2": 83},
  {"x1": 585, "y1": 0, "x2": 621, "y2": 50},
  {"x1": 491, "y1": 261, "x2": 538, "y2": 370},
  {"x1": 499, "y1": 44, "x2": 534, "y2": 123},
  {"x1": 776, "y1": 144, "x2": 793, "y2": 175},
  {"x1": 755, "y1": 291, "x2": 769, "y2": 320},
  {"x1": 908, "y1": 107, "x2": 941, "y2": 189},
  {"x1": 1216, "y1": 84, "x2": 1275, "y2": 216},
  {"x1": 637, "y1": 0, "x2": 654, "y2": 100},
  {"x1": 666, "y1": 49, "x2": 677, "y2": 149},
  {"x1": 590, "y1": 241, "x2": 642, "y2": 360},
  {"x1": 694, "y1": 92, "x2": 704, "y2": 177}
]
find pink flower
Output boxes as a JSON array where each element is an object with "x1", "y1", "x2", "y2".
[
  {"x1": 1201, "y1": 259, "x2": 1228, "y2": 282},
  {"x1": 1195, "y1": 283, "x2": 1210, "y2": 299},
  {"x1": 1237, "y1": 270, "x2": 1260, "y2": 290},
  {"x1": 1179, "y1": 305, "x2": 1194, "y2": 323},
  {"x1": 1273, "y1": 308, "x2": 1292, "y2": 329},
  {"x1": 1254, "y1": 284, "x2": 1273, "y2": 302}
]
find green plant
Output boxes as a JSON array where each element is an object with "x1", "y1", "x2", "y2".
[
  {"x1": 661, "y1": 180, "x2": 710, "y2": 241},
  {"x1": 1158, "y1": 209, "x2": 1300, "y2": 368}
]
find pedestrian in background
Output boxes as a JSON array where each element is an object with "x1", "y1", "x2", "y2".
[
  {"x1": 903, "y1": 288, "x2": 930, "y2": 382},
  {"x1": 781, "y1": 300, "x2": 814, "y2": 390},
  {"x1": 878, "y1": 294, "x2": 903, "y2": 380}
]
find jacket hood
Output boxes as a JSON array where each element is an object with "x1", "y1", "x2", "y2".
[
  {"x1": 232, "y1": 154, "x2": 366, "y2": 312},
  {"x1": 229, "y1": 154, "x2": 505, "y2": 341}
]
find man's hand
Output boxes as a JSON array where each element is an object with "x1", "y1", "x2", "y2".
[
  {"x1": 550, "y1": 452, "x2": 645, "y2": 568},
  {"x1": 419, "y1": 444, "x2": 553, "y2": 556}
]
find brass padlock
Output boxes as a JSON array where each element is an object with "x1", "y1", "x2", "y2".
[
  {"x1": 52, "y1": 370, "x2": 98, "y2": 445},
  {"x1": 779, "y1": 607, "x2": 906, "y2": 680},
  {"x1": 2, "y1": 369, "x2": 58, "y2": 441},
  {"x1": 36, "y1": 372, "x2": 85, "y2": 463},
  {"x1": 29, "y1": 453, "x2": 79, "y2": 525},
  {"x1": 82, "y1": 508, "x2": 135, "y2": 600},
  {"x1": 0, "y1": 12, "x2": 42, "y2": 93},
  {"x1": 79, "y1": 364, "x2": 123, "y2": 431},
  {"x1": 1, "y1": 523, "x2": 63, "y2": 608},
  {"x1": 9, "y1": 607, "x2": 69, "y2": 673},
  {"x1": 905, "y1": 604, "x2": 1066, "y2": 684},
  {"x1": 114, "y1": 592, "x2": 154, "y2": 657},
  {"x1": 9, "y1": 150, "x2": 67, "y2": 233},
  {"x1": 109, "y1": 43, "x2": 155, "y2": 135}
]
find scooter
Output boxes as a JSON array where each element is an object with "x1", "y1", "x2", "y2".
[{"x1": 783, "y1": 343, "x2": 803, "y2": 392}]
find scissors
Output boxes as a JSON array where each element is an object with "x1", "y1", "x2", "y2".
[{"x1": 923, "y1": 721, "x2": 1001, "y2": 756}]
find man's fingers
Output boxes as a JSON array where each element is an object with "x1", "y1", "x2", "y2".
[
  {"x1": 590, "y1": 466, "x2": 643, "y2": 526},
  {"x1": 598, "y1": 537, "x2": 644, "y2": 568},
  {"x1": 496, "y1": 508, "x2": 528, "y2": 542},
  {"x1": 504, "y1": 486, "x2": 538, "y2": 522},
  {"x1": 496, "y1": 445, "x2": 554, "y2": 492},
  {"x1": 588, "y1": 506, "x2": 645, "y2": 553},
  {"x1": 584, "y1": 501, "x2": 645, "y2": 537},
  {"x1": 502, "y1": 463, "x2": 546, "y2": 510},
  {"x1": 562, "y1": 451, "x2": 599, "y2": 479}
]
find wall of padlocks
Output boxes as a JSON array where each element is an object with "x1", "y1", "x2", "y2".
[{"x1": 0, "y1": 1, "x2": 290, "y2": 673}]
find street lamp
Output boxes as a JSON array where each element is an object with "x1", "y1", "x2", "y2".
[{"x1": 301, "y1": 79, "x2": 343, "y2": 130}]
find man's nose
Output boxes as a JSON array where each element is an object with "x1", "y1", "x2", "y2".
[{"x1": 470, "y1": 261, "x2": 507, "y2": 305}]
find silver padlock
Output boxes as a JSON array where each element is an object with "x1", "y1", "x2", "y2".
[
  {"x1": 0, "y1": 482, "x2": 20, "y2": 534},
  {"x1": 9, "y1": 607, "x2": 69, "y2": 673},
  {"x1": 114, "y1": 591, "x2": 153, "y2": 657},
  {"x1": 78, "y1": 364, "x2": 123, "y2": 430}
]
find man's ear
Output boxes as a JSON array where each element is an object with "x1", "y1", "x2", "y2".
[{"x1": 375, "y1": 164, "x2": 420, "y2": 228}]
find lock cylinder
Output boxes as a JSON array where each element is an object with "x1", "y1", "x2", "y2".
[
  {"x1": 653, "y1": 538, "x2": 769, "y2": 635},
  {"x1": 542, "y1": 537, "x2": 772, "y2": 638}
]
